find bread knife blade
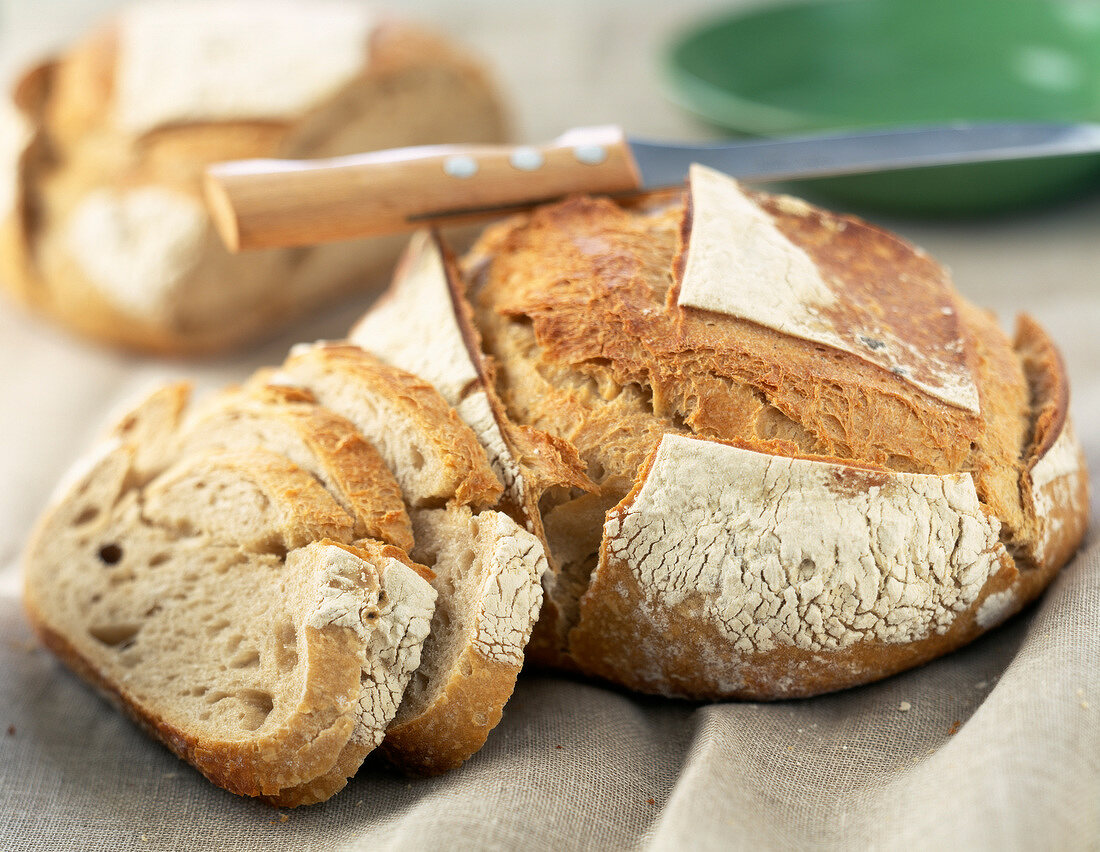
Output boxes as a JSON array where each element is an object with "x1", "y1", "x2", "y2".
[{"x1": 204, "y1": 122, "x2": 1100, "y2": 251}]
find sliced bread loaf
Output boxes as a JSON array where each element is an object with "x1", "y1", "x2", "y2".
[{"x1": 24, "y1": 383, "x2": 436, "y2": 804}]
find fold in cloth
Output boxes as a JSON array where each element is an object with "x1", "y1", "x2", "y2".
[{"x1": 1, "y1": 530, "x2": 1095, "y2": 850}]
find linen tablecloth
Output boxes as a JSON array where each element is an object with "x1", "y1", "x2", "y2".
[{"x1": 1, "y1": 1, "x2": 1097, "y2": 848}]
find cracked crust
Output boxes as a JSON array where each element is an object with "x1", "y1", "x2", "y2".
[
  {"x1": 0, "y1": 5, "x2": 508, "y2": 354},
  {"x1": 391, "y1": 181, "x2": 1090, "y2": 699}
]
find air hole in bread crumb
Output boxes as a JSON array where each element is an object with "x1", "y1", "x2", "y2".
[
  {"x1": 206, "y1": 619, "x2": 231, "y2": 636},
  {"x1": 409, "y1": 447, "x2": 426, "y2": 471},
  {"x1": 89, "y1": 622, "x2": 140, "y2": 647},
  {"x1": 274, "y1": 622, "x2": 298, "y2": 671},
  {"x1": 229, "y1": 650, "x2": 260, "y2": 669},
  {"x1": 460, "y1": 659, "x2": 473, "y2": 677},
  {"x1": 149, "y1": 552, "x2": 170, "y2": 567},
  {"x1": 74, "y1": 506, "x2": 100, "y2": 525},
  {"x1": 236, "y1": 689, "x2": 274, "y2": 730},
  {"x1": 98, "y1": 543, "x2": 123, "y2": 565},
  {"x1": 205, "y1": 691, "x2": 231, "y2": 705}
]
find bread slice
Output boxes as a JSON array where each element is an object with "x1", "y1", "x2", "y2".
[
  {"x1": 271, "y1": 343, "x2": 549, "y2": 774},
  {"x1": 23, "y1": 384, "x2": 436, "y2": 804},
  {"x1": 276, "y1": 343, "x2": 502, "y2": 510},
  {"x1": 381, "y1": 506, "x2": 547, "y2": 773},
  {"x1": 179, "y1": 382, "x2": 413, "y2": 550},
  {"x1": 349, "y1": 231, "x2": 592, "y2": 666}
]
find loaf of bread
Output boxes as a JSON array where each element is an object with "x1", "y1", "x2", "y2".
[
  {"x1": 351, "y1": 165, "x2": 1090, "y2": 700},
  {"x1": 0, "y1": 0, "x2": 507, "y2": 354},
  {"x1": 24, "y1": 347, "x2": 549, "y2": 801}
]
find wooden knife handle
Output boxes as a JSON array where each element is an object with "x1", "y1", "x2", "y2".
[{"x1": 204, "y1": 125, "x2": 641, "y2": 251}]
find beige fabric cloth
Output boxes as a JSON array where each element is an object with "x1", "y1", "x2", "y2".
[{"x1": 1, "y1": 1, "x2": 1098, "y2": 849}]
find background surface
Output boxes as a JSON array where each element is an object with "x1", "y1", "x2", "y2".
[{"x1": 0, "y1": 1, "x2": 1097, "y2": 849}]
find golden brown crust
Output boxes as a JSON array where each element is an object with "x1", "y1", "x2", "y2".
[
  {"x1": 381, "y1": 649, "x2": 519, "y2": 775},
  {"x1": 1014, "y1": 315, "x2": 1090, "y2": 572},
  {"x1": 459, "y1": 188, "x2": 1089, "y2": 699}
]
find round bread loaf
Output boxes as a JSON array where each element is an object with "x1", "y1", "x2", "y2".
[
  {"x1": 0, "y1": 0, "x2": 507, "y2": 354},
  {"x1": 350, "y1": 165, "x2": 1089, "y2": 700}
]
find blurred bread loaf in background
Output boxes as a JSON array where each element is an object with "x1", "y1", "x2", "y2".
[{"x1": 0, "y1": 0, "x2": 508, "y2": 354}]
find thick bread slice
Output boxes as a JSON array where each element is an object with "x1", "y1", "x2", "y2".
[
  {"x1": 24, "y1": 383, "x2": 437, "y2": 803},
  {"x1": 382, "y1": 506, "x2": 547, "y2": 774},
  {"x1": 143, "y1": 447, "x2": 354, "y2": 552},
  {"x1": 350, "y1": 231, "x2": 591, "y2": 666},
  {"x1": 274, "y1": 340, "x2": 551, "y2": 773},
  {"x1": 271, "y1": 540, "x2": 435, "y2": 806},
  {"x1": 276, "y1": 343, "x2": 502, "y2": 509},
  {"x1": 179, "y1": 383, "x2": 413, "y2": 550}
]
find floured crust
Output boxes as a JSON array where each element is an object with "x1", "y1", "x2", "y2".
[
  {"x1": 0, "y1": 5, "x2": 508, "y2": 353},
  {"x1": 422, "y1": 181, "x2": 1091, "y2": 699},
  {"x1": 678, "y1": 165, "x2": 980, "y2": 412},
  {"x1": 567, "y1": 435, "x2": 1013, "y2": 699}
]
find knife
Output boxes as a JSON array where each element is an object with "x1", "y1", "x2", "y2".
[{"x1": 203, "y1": 122, "x2": 1100, "y2": 251}]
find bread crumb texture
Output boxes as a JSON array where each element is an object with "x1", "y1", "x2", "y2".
[{"x1": 23, "y1": 377, "x2": 440, "y2": 803}]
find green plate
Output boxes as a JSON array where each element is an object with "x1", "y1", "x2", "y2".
[{"x1": 664, "y1": 0, "x2": 1100, "y2": 215}]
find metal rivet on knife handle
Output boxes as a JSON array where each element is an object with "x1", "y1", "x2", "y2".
[
  {"x1": 203, "y1": 125, "x2": 644, "y2": 251},
  {"x1": 444, "y1": 155, "x2": 479, "y2": 179}
]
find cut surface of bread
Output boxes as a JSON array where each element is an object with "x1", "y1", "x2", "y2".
[
  {"x1": 24, "y1": 382, "x2": 436, "y2": 804},
  {"x1": 0, "y1": 2, "x2": 508, "y2": 353}
]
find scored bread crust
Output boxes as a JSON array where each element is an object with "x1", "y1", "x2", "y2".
[
  {"x1": 0, "y1": 4, "x2": 508, "y2": 354},
  {"x1": 24, "y1": 379, "x2": 437, "y2": 803},
  {"x1": 352, "y1": 175, "x2": 1088, "y2": 700}
]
